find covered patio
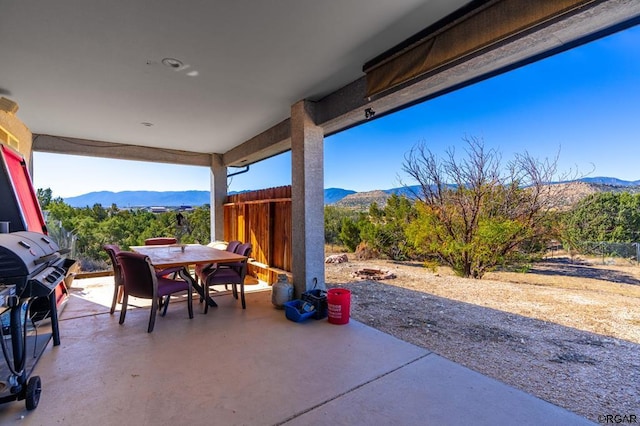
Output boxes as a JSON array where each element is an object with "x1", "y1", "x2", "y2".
[
  {"x1": 1, "y1": 1, "x2": 639, "y2": 424},
  {"x1": 3, "y1": 0, "x2": 640, "y2": 295},
  {"x1": 0, "y1": 279, "x2": 591, "y2": 425}
]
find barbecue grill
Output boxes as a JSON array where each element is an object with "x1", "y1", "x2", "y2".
[{"x1": 0, "y1": 231, "x2": 76, "y2": 410}]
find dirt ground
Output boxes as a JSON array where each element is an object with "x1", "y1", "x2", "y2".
[{"x1": 324, "y1": 253, "x2": 640, "y2": 422}]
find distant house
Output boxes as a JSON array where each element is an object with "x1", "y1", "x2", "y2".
[{"x1": 150, "y1": 206, "x2": 168, "y2": 213}]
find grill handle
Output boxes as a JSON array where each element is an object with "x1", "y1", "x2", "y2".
[{"x1": 34, "y1": 252, "x2": 61, "y2": 265}]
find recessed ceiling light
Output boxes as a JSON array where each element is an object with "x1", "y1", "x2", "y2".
[{"x1": 162, "y1": 58, "x2": 184, "y2": 69}]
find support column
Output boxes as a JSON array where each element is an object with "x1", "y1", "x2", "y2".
[
  {"x1": 291, "y1": 100, "x2": 325, "y2": 296},
  {"x1": 210, "y1": 153, "x2": 227, "y2": 242}
]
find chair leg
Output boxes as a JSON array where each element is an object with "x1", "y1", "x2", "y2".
[
  {"x1": 148, "y1": 296, "x2": 158, "y2": 333},
  {"x1": 240, "y1": 283, "x2": 246, "y2": 309},
  {"x1": 187, "y1": 284, "x2": 193, "y2": 319},
  {"x1": 161, "y1": 295, "x2": 170, "y2": 317},
  {"x1": 231, "y1": 282, "x2": 238, "y2": 299},
  {"x1": 203, "y1": 282, "x2": 210, "y2": 315},
  {"x1": 119, "y1": 293, "x2": 128, "y2": 325},
  {"x1": 110, "y1": 285, "x2": 119, "y2": 315}
]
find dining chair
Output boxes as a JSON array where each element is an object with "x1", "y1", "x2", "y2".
[
  {"x1": 144, "y1": 237, "x2": 177, "y2": 245},
  {"x1": 201, "y1": 243, "x2": 252, "y2": 313},
  {"x1": 103, "y1": 244, "x2": 124, "y2": 315},
  {"x1": 194, "y1": 240, "x2": 242, "y2": 287},
  {"x1": 144, "y1": 236, "x2": 184, "y2": 279},
  {"x1": 115, "y1": 251, "x2": 193, "y2": 333}
]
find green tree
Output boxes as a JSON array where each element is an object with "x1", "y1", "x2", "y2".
[
  {"x1": 403, "y1": 137, "x2": 560, "y2": 278},
  {"x1": 339, "y1": 216, "x2": 362, "y2": 252},
  {"x1": 324, "y1": 206, "x2": 343, "y2": 247},
  {"x1": 47, "y1": 198, "x2": 78, "y2": 231},
  {"x1": 324, "y1": 205, "x2": 363, "y2": 249},
  {"x1": 37, "y1": 188, "x2": 53, "y2": 209},
  {"x1": 43, "y1": 197, "x2": 201, "y2": 270},
  {"x1": 360, "y1": 195, "x2": 416, "y2": 260},
  {"x1": 561, "y1": 192, "x2": 640, "y2": 248},
  {"x1": 184, "y1": 206, "x2": 211, "y2": 244}
]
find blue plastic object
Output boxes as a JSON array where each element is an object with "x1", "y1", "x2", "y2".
[{"x1": 284, "y1": 299, "x2": 316, "y2": 322}]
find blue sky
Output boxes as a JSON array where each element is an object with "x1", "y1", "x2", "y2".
[{"x1": 34, "y1": 24, "x2": 640, "y2": 198}]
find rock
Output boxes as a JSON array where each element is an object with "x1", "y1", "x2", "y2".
[
  {"x1": 325, "y1": 254, "x2": 349, "y2": 264},
  {"x1": 351, "y1": 268, "x2": 396, "y2": 280}
]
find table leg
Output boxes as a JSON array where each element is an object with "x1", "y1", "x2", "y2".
[
  {"x1": 49, "y1": 292, "x2": 61, "y2": 346},
  {"x1": 178, "y1": 267, "x2": 217, "y2": 307}
]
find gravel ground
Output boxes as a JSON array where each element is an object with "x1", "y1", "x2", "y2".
[{"x1": 324, "y1": 255, "x2": 640, "y2": 423}]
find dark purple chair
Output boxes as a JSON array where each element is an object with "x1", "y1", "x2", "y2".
[
  {"x1": 145, "y1": 237, "x2": 183, "y2": 279},
  {"x1": 200, "y1": 243, "x2": 252, "y2": 313},
  {"x1": 116, "y1": 251, "x2": 193, "y2": 333},
  {"x1": 195, "y1": 240, "x2": 242, "y2": 287},
  {"x1": 144, "y1": 237, "x2": 177, "y2": 245},
  {"x1": 103, "y1": 244, "x2": 124, "y2": 315}
]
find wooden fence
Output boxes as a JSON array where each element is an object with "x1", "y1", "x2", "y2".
[{"x1": 224, "y1": 186, "x2": 292, "y2": 284}]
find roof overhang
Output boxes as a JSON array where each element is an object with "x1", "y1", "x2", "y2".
[{"x1": 10, "y1": 1, "x2": 639, "y2": 168}]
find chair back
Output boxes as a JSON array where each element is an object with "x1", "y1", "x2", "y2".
[
  {"x1": 234, "y1": 242, "x2": 252, "y2": 257},
  {"x1": 103, "y1": 244, "x2": 123, "y2": 285},
  {"x1": 231, "y1": 243, "x2": 252, "y2": 275},
  {"x1": 226, "y1": 240, "x2": 241, "y2": 253},
  {"x1": 203, "y1": 242, "x2": 253, "y2": 311},
  {"x1": 145, "y1": 237, "x2": 177, "y2": 245},
  {"x1": 206, "y1": 243, "x2": 251, "y2": 282},
  {"x1": 116, "y1": 251, "x2": 157, "y2": 300}
]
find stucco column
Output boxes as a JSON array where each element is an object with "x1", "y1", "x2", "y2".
[
  {"x1": 210, "y1": 153, "x2": 227, "y2": 242},
  {"x1": 291, "y1": 100, "x2": 325, "y2": 296}
]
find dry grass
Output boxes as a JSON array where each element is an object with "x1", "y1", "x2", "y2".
[
  {"x1": 423, "y1": 256, "x2": 640, "y2": 343},
  {"x1": 325, "y1": 252, "x2": 640, "y2": 421}
]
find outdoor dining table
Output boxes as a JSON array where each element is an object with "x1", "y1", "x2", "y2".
[{"x1": 130, "y1": 244, "x2": 247, "y2": 307}]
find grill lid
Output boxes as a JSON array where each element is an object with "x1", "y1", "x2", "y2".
[{"x1": 0, "y1": 231, "x2": 61, "y2": 279}]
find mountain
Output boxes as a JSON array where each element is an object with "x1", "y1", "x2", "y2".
[
  {"x1": 324, "y1": 188, "x2": 356, "y2": 204},
  {"x1": 61, "y1": 177, "x2": 640, "y2": 209},
  {"x1": 575, "y1": 177, "x2": 640, "y2": 186},
  {"x1": 64, "y1": 188, "x2": 358, "y2": 208},
  {"x1": 63, "y1": 190, "x2": 211, "y2": 208},
  {"x1": 334, "y1": 179, "x2": 640, "y2": 211},
  {"x1": 334, "y1": 190, "x2": 389, "y2": 209},
  {"x1": 385, "y1": 185, "x2": 421, "y2": 198}
]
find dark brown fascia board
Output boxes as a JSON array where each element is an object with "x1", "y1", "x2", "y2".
[
  {"x1": 363, "y1": 0, "x2": 492, "y2": 73},
  {"x1": 363, "y1": 0, "x2": 601, "y2": 98},
  {"x1": 32, "y1": 134, "x2": 211, "y2": 167}
]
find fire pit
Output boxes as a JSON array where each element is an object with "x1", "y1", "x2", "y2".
[{"x1": 352, "y1": 268, "x2": 396, "y2": 280}]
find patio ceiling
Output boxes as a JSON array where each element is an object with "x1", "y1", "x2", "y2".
[{"x1": 2, "y1": 1, "x2": 639, "y2": 168}]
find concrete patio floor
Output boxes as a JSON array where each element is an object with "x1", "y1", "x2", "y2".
[{"x1": 0, "y1": 277, "x2": 594, "y2": 425}]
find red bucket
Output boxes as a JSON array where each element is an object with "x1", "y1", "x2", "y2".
[{"x1": 327, "y1": 288, "x2": 351, "y2": 325}]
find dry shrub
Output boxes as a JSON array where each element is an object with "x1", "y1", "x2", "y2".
[{"x1": 355, "y1": 242, "x2": 378, "y2": 260}]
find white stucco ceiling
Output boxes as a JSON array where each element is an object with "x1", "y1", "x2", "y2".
[{"x1": 0, "y1": 0, "x2": 470, "y2": 155}]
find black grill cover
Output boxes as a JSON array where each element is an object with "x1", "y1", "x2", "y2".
[{"x1": 0, "y1": 231, "x2": 61, "y2": 285}]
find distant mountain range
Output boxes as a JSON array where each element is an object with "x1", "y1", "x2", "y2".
[
  {"x1": 63, "y1": 190, "x2": 211, "y2": 208},
  {"x1": 62, "y1": 177, "x2": 640, "y2": 208},
  {"x1": 578, "y1": 177, "x2": 640, "y2": 186},
  {"x1": 324, "y1": 188, "x2": 356, "y2": 204}
]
